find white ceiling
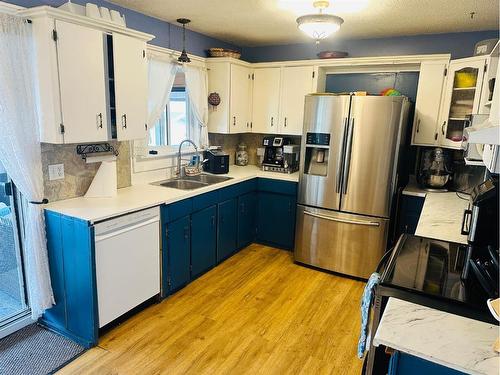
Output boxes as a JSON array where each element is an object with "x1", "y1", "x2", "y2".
[{"x1": 109, "y1": 0, "x2": 499, "y2": 46}]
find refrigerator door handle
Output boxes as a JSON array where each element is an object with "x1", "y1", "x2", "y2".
[
  {"x1": 342, "y1": 118, "x2": 355, "y2": 194},
  {"x1": 303, "y1": 210, "x2": 380, "y2": 227},
  {"x1": 336, "y1": 117, "x2": 349, "y2": 193}
]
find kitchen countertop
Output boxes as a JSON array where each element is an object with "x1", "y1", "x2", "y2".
[
  {"x1": 415, "y1": 191, "x2": 470, "y2": 244},
  {"x1": 374, "y1": 297, "x2": 499, "y2": 375},
  {"x1": 44, "y1": 165, "x2": 299, "y2": 223},
  {"x1": 402, "y1": 176, "x2": 428, "y2": 198}
]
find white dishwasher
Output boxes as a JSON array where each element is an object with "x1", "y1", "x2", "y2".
[{"x1": 94, "y1": 207, "x2": 160, "y2": 328}]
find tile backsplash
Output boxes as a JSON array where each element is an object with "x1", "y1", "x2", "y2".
[
  {"x1": 41, "y1": 141, "x2": 131, "y2": 202},
  {"x1": 208, "y1": 133, "x2": 301, "y2": 165}
]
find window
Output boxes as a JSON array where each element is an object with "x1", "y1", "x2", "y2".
[{"x1": 148, "y1": 73, "x2": 192, "y2": 147}]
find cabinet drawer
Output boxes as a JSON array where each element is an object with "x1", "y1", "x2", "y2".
[
  {"x1": 257, "y1": 178, "x2": 297, "y2": 196},
  {"x1": 192, "y1": 190, "x2": 219, "y2": 212},
  {"x1": 219, "y1": 179, "x2": 256, "y2": 201},
  {"x1": 162, "y1": 199, "x2": 193, "y2": 223}
]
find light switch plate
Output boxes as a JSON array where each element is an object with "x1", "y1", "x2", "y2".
[{"x1": 48, "y1": 164, "x2": 65, "y2": 181}]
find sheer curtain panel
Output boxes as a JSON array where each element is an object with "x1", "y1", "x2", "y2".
[
  {"x1": 147, "y1": 58, "x2": 178, "y2": 127},
  {"x1": 184, "y1": 65, "x2": 209, "y2": 148},
  {"x1": 0, "y1": 14, "x2": 54, "y2": 318}
]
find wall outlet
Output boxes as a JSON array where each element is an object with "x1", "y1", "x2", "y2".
[{"x1": 48, "y1": 164, "x2": 65, "y2": 181}]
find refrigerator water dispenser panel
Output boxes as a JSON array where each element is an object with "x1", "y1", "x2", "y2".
[{"x1": 304, "y1": 132, "x2": 331, "y2": 176}]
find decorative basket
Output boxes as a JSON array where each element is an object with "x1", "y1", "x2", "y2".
[{"x1": 209, "y1": 48, "x2": 241, "y2": 59}]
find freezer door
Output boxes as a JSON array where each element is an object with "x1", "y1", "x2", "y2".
[
  {"x1": 298, "y1": 95, "x2": 351, "y2": 211},
  {"x1": 294, "y1": 205, "x2": 389, "y2": 279},
  {"x1": 340, "y1": 96, "x2": 405, "y2": 218}
]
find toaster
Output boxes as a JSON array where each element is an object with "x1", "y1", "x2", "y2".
[{"x1": 203, "y1": 149, "x2": 229, "y2": 174}]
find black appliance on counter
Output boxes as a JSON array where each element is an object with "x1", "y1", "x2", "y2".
[
  {"x1": 203, "y1": 148, "x2": 229, "y2": 174},
  {"x1": 461, "y1": 176, "x2": 499, "y2": 248},
  {"x1": 262, "y1": 136, "x2": 299, "y2": 173},
  {"x1": 364, "y1": 234, "x2": 499, "y2": 375}
]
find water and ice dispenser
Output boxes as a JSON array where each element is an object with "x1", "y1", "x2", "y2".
[{"x1": 304, "y1": 133, "x2": 331, "y2": 177}]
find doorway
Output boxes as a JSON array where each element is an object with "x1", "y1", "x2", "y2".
[{"x1": 0, "y1": 160, "x2": 29, "y2": 336}]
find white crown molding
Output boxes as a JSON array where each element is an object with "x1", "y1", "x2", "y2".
[
  {"x1": 0, "y1": 1, "x2": 25, "y2": 14},
  {"x1": 19, "y1": 5, "x2": 154, "y2": 41}
]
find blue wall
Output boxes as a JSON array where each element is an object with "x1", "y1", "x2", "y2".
[
  {"x1": 325, "y1": 72, "x2": 420, "y2": 101},
  {"x1": 242, "y1": 30, "x2": 499, "y2": 62},
  {"x1": 6, "y1": 0, "x2": 239, "y2": 57}
]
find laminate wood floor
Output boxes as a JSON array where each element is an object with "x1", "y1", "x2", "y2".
[{"x1": 58, "y1": 244, "x2": 365, "y2": 375}]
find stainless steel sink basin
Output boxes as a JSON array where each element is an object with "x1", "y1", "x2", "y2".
[
  {"x1": 189, "y1": 174, "x2": 233, "y2": 184},
  {"x1": 159, "y1": 179, "x2": 208, "y2": 190},
  {"x1": 152, "y1": 174, "x2": 233, "y2": 190}
]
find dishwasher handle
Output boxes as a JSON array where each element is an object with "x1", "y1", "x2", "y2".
[{"x1": 95, "y1": 217, "x2": 159, "y2": 242}]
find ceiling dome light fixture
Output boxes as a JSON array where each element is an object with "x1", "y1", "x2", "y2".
[{"x1": 296, "y1": 0, "x2": 344, "y2": 43}]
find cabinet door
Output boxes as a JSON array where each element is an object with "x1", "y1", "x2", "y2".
[
  {"x1": 237, "y1": 192, "x2": 257, "y2": 249},
  {"x1": 412, "y1": 61, "x2": 448, "y2": 146},
  {"x1": 55, "y1": 20, "x2": 108, "y2": 143},
  {"x1": 113, "y1": 33, "x2": 148, "y2": 141},
  {"x1": 257, "y1": 192, "x2": 296, "y2": 250},
  {"x1": 166, "y1": 216, "x2": 191, "y2": 292},
  {"x1": 252, "y1": 68, "x2": 281, "y2": 133},
  {"x1": 217, "y1": 198, "x2": 238, "y2": 262},
  {"x1": 191, "y1": 206, "x2": 217, "y2": 278},
  {"x1": 230, "y1": 64, "x2": 252, "y2": 133},
  {"x1": 439, "y1": 57, "x2": 487, "y2": 149},
  {"x1": 280, "y1": 66, "x2": 314, "y2": 135}
]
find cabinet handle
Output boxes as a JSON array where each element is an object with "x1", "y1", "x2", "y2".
[
  {"x1": 233, "y1": 116, "x2": 236, "y2": 126},
  {"x1": 122, "y1": 114, "x2": 127, "y2": 129},
  {"x1": 284, "y1": 117, "x2": 287, "y2": 127},
  {"x1": 184, "y1": 226, "x2": 189, "y2": 240},
  {"x1": 211, "y1": 215, "x2": 216, "y2": 227},
  {"x1": 271, "y1": 117, "x2": 274, "y2": 127},
  {"x1": 441, "y1": 121, "x2": 446, "y2": 135},
  {"x1": 416, "y1": 118, "x2": 420, "y2": 133},
  {"x1": 97, "y1": 113, "x2": 103, "y2": 129}
]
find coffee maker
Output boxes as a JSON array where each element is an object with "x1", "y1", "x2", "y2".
[{"x1": 262, "y1": 136, "x2": 299, "y2": 174}]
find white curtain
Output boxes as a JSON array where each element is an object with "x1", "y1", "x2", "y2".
[
  {"x1": 0, "y1": 14, "x2": 54, "y2": 318},
  {"x1": 147, "y1": 58, "x2": 178, "y2": 127},
  {"x1": 184, "y1": 65, "x2": 209, "y2": 148}
]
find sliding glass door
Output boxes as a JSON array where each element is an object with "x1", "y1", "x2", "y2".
[{"x1": 0, "y1": 160, "x2": 28, "y2": 329}]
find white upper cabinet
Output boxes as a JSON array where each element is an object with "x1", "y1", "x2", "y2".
[
  {"x1": 279, "y1": 66, "x2": 315, "y2": 135},
  {"x1": 439, "y1": 56, "x2": 487, "y2": 149},
  {"x1": 252, "y1": 67, "x2": 281, "y2": 133},
  {"x1": 54, "y1": 20, "x2": 108, "y2": 144},
  {"x1": 411, "y1": 61, "x2": 448, "y2": 146},
  {"x1": 24, "y1": 7, "x2": 153, "y2": 144},
  {"x1": 230, "y1": 64, "x2": 252, "y2": 133},
  {"x1": 112, "y1": 33, "x2": 148, "y2": 141},
  {"x1": 207, "y1": 61, "x2": 252, "y2": 134}
]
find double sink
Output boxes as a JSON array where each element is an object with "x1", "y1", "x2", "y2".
[{"x1": 152, "y1": 173, "x2": 233, "y2": 190}]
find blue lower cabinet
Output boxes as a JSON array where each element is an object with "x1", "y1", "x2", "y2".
[
  {"x1": 397, "y1": 195, "x2": 425, "y2": 235},
  {"x1": 389, "y1": 351, "x2": 467, "y2": 375},
  {"x1": 42, "y1": 211, "x2": 97, "y2": 348},
  {"x1": 237, "y1": 192, "x2": 257, "y2": 249},
  {"x1": 166, "y1": 215, "x2": 191, "y2": 292},
  {"x1": 191, "y1": 205, "x2": 217, "y2": 278},
  {"x1": 257, "y1": 192, "x2": 296, "y2": 250},
  {"x1": 217, "y1": 198, "x2": 238, "y2": 262}
]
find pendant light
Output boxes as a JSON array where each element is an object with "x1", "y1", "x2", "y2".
[
  {"x1": 296, "y1": 1, "x2": 344, "y2": 44},
  {"x1": 177, "y1": 18, "x2": 191, "y2": 63}
]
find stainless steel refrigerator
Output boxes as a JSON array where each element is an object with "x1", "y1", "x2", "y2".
[{"x1": 294, "y1": 94, "x2": 409, "y2": 279}]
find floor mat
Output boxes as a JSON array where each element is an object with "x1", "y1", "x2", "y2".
[{"x1": 0, "y1": 324, "x2": 85, "y2": 375}]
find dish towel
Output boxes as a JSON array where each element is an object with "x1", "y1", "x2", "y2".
[{"x1": 357, "y1": 272, "x2": 381, "y2": 359}]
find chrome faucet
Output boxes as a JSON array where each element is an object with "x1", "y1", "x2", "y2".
[{"x1": 177, "y1": 139, "x2": 204, "y2": 178}]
